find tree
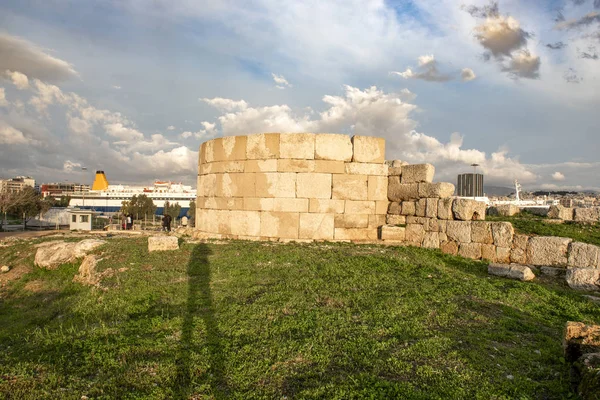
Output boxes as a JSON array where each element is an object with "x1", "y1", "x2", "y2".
[
  {"x1": 187, "y1": 199, "x2": 196, "y2": 227},
  {"x1": 164, "y1": 201, "x2": 181, "y2": 220},
  {"x1": 120, "y1": 194, "x2": 156, "y2": 220},
  {"x1": 0, "y1": 187, "x2": 51, "y2": 229}
]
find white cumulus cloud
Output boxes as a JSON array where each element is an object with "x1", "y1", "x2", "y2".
[
  {"x1": 461, "y1": 68, "x2": 477, "y2": 81},
  {"x1": 272, "y1": 73, "x2": 292, "y2": 89},
  {"x1": 552, "y1": 171, "x2": 566, "y2": 181},
  {"x1": 4, "y1": 70, "x2": 29, "y2": 89}
]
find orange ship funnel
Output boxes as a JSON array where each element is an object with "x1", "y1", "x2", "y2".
[{"x1": 92, "y1": 170, "x2": 109, "y2": 191}]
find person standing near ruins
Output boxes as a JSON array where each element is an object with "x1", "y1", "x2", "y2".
[{"x1": 163, "y1": 214, "x2": 172, "y2": 232}]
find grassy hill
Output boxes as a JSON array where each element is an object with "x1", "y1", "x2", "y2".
[{"x1": 1, "y1": 235, "x2": 599, "y2": 399}]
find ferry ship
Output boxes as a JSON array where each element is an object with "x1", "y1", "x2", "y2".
[{"x1": 69, "y1": 171, "x2": 196, "y2": 216}]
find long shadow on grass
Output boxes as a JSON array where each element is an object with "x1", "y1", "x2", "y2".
[{"x1": 174, "y1": 244, "x2": 228, "y2": 398}]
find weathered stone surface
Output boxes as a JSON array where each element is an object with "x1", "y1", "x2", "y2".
[
  {"x1": 313, "y1": 160, "x2": 345, "y2": 174},
  {"x1": 513, "y1": 234, "x2": 529, "y2": 250},
  {"x1": 425, "y1": 198, "x2": 438, "y2": 218},
  {"x1": 491, "y1": 222, "x2": 514, "y2": 248},
  {"x1": 35, "y1": 240, "x2": 106, "y2": 269},
  {"x1": 564, "y1": 321, "x2": 600, "y2": 362},
  {"x1": 388, "y1": 202, "x2": 402, "y2": 215},
  {"x1": 405, "y1": 224, "x2": 425, "y2": 245},
  {"x1": 368, "y1": 175, "x2": 388, "y2": 201},
  {"x1": 334, "y1": 228, "x2": 378, "y2": 241},
  {"x1": 315, "y1": 133, "x2": 353, "y2": 161},
  {"x1": 440, "y1": 240, "x2": 459, "y2": 255},
  {"x1": 568, "y1": 242, "x2": 600, "y2": 269},
  {"x1": 423, "y1": 232, "x2": 440, "y2": 249},
  {"x1": 245, "y1": 159, "x2": 278, "y2": 172},
  {"x1": 496, "y1": 247, "x2": 512, "y2": 264},
  {"x1": 148, "y1": 236, "x2": 179, "y2": 252},
  {"x1": 335, "y1": 214, "x2": 368, "y2": 229},
  {"x1": 345, "y1": 200, "x2": 375, "y2": 214},
  {"x1": 1, "y1": 265, "x2": 10, "y2": 273},
  {"x1": 246, "y1": 133, "x2": 280, "y2": 159},
  {"x1": 351, "y1": 135, "x2": 385, "y2": 163},
  {"x1": 388, "y1": 166, "x2": 402, "y2": 176},
  {"x1": 452, "y1": 199, "x2": 486, "y2": 221},
  {"x1": 459, "y1": 243, "x2": 482, "y2": 259},
  {"x1": 510, "y1": 248, "x2": 527, "y2": 264},
  {"x1": 540, "y1": 266, "x2": 566, "y2": 277},
  {"x1": 217, "y1": 173, "x2": 256, "y2": 198},
  {"x1": 548, "y1": 205, "x2": 573, "y2": 220},
  {"x1": 425, "y1": 218, "x2": 440, "y2": 232},
  {"x1": 73, "y1": 255, "x2": 102, "y2": 286},
  {"x1": 566, "y1": 269, "x2": 600, "y2": 291},
  {"x1": 332, "y1": 175, "x2": 368, "y2": 200},
  {"x1": 527, "y1": 236, "x2": 572, "y2": 266},
  {"x1": 279, "y1": 133, "x2": 315, "y2": 159},
  {"x1": 296, "y1": 173, "x2": 332, "y2": 199},
  {"x1": 260, "y1": 212, "x2": 300, "y2": 239},
  {"x1": 273, "y1": 198, "x2": 309, "y2": 213},
  {"x1": 415, "y1": 198, "x2": 427, "y2": 217},
  {"x1": 386, "y1": 214, "x2": 406, "y2": 225},
  {"x1": 400, "y1": 164, "x2": 435, "y2": 184},
  {"x1": 446, "y1": 221, "x2": 472, "y2": 243},
  {"x1": 481, "y1": 244, "x2": 496, "y2": 261},
  {"x1": 494, "y1": 204, "x2": 520, "y2": 217},
  {"x1": 488, "y1": 264, "x2": 535, "y2": 281},
  {"x1": 255, "y1": 173, "x2": 296, "y2": 198},
  {"x1": 437, "y1": 198, "x2": 454, "y2": 220},
  {"x1": 388, "y1": 177, "x2": 419, "y2": 201},
  {"x1": 230, "y1": 210, "x2": 261, "y2": 236},
  {"x1": 244, "y1": 197, "x2": 275, "y2": 211},
  {"x1": 401, "y1": 201, "x2": 416, "y2": 216},
  {"x1": 299, "y1": 213, "x2": 334, "y2": 240},
  {"x1": 345, "y1": 163, "x2": 388, "y2": 176},
  {"x1": 375, "y1": 201, "x2": 389, "y2": 215},
  {"x1": 199, "y1": 174, "x2": 216, "y2": 197},
  {"x1": 472, "y1": 221, "x2": 494, "y2": 244},
  {"x1": 418, "y1": 182, "x2": 455, "y2": 199},
  {"x1": 381, "y1": 225, "x2": 406, "y2": 241},
  {"x1": 368, "y1": 214, "x2": 386, "y2": 228},
  {"x1": 407, "y1": 216, "x2": 427, "y2": 225},
  {"x1": 574, "y1": 208, "x2": 600, "y2": 223},
  {"x1": 277, "y1": 159, "x2": 314, "y2": 172},
  {"x1": 309, "y1": 199, "x2": 345, "y2": 214},
  {"x1": 221, "y1": 135, "x2": 247, "y2": 161}
]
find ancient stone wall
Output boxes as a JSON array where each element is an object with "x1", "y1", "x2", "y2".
[
  {"x1": 548, "y1": 205, "x2": 600, "y2": 223},
  {"x1": 195, "y1": 133, "x2": 388, "y2": 241}
]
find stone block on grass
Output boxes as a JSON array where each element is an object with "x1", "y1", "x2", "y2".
[{"x1": 148, "y1": 236, "x2": 179, "y2": 252}]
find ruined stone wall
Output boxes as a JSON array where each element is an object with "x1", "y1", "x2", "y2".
[
  {"x1": 548, "y1": 205, "x2": 600, "y2": 223},
  {"x1": 195, "y1": 133, "x2": 388, "y2": 241}
]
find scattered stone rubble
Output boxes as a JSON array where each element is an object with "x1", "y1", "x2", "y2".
[
  {"x1": 564, "y1": 322, "x2": 600, "y2": 399},
  {"x1": 548, "y1": 205, "x2": 600, "y2": 223},
  {"x1": 34, "y1": 239, "x2": 106, "y2": 269},
  {"x1": 148, "y1": 236, "x2": 179, "y2": 252}
]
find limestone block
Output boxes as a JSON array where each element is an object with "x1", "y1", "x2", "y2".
[
  {"x1": 423, "y1": 232, "x2": 440, "y2": 249},
  {"x1": 407, "y1": 216, "x2": 427, "y2": 225},
  {"x1": 564, "y1": 322, "x2": 600, "y2": 362},
  {"x1": 280, "y1": 133, "x2": 315, "y2": 159},
  {"x1": 388, "y1": 202, "x2": 401, "y2": 215},
  {"x1": 425, "y1": 218, "x2": 440, "y2": 232},
  {"x1": 148, "y1": 236, "x2": 179, "y2": 252},
  {"x1": 204, "y1": 197, "x2": 244, "y2": 210},
  {"x1": 208, "y1": 161, "x2": 246, "y2": 174},
  {"x1": 246, "y1": 133, "x2": 280, "y2": 159},
  {"x1": 199, "y1": 141, "x2": 207, "y2": 165},
  {"x1": 513, "y1": 234, "x2": 529, "y2": 251},
  {"x1": 568, "y1": 242, "x2": 600, "y2": 268},
  {"x1": 278, "y1": 159, "x2": 315, "y2": 173},
  {"x1": 255, "y1": 173, "x2": 296, "y2": 198},
  {"x1": 401, "y1": 201, "x2": 416, "y2": 216},
  {"x1": 212, "y1": 210, "x2": 232, "y2": 235},
  {"x1": 299, "y1": 213, "x2": 334, "y2": 240},
  {"x1": 446, "y1": 221, "x2": 472, "y2": 243},
  {"x1": 491, "y1": 222, "x2": 514, "y2": 248},
  {"x1": 488, "y1": 264, "x2": 535, "y2": 281},
  {"x1": 309, "y1": 199, "x2": 345, "y2": 213},
  {"x1": 388, "y1": 177, "x2": 419, "y2": 201},
  {"x1": 314, "y1": 133, "x2": 353, "y2": 161},
  {"x1": 200, "y1": 174, "x2": 217, "y2": 197},
  {"x1": 527, "y1": 236, "x2": 572, "y2": 266},
  {"x1": 440, "y1": 241, "x2": 459, "y2": 256},
  {"x1": 345, "y1": 163, "x2": 388, "y2": 176},
  {"x1": 204, "y1": 140, "x2": 215, "y2": 163},
  {"x1": 386, "y1": 214, "x2": 406, "y2": 225},
  {"x1": 548, "y1": 205, "x2": 573, "y2": 221},
  {"x1": 496, "y1": 247, "x2": 511, "y2": 264},
  {"x1": 418, "y1": 183, "x2": 455, "y2": 199},
  {"x1": 381, "y1": 225, "x2": 406, "y2": 241},
  {"x1": 495, "y1": 204, "x2": 520, "y2": 217},
  {"x1": 574, "y1": 208, "x2": 600, "y2": 223},
  {"x1": 335, "y1": 214, "x2": 369, "y2": 228},
  {"x1": 566, "y1": 269, "x2": 600, "y2": 291},
  {"x1": 388, "y1": 166, "x2": 402, "y2": 176},
  {"x1": 217, "y1": 173, "x2": 256, "y2": 198},
  {"x1": 459, "y1": 243, "x2": 482, "y2": 260},
  {"x1": 391, "y1": 160, "x2": 408, "y2": 167},
  {"x1": 471, "y1": 221, "x2": 494, "y2": 244},
  {"x1": 296, "y1": 173, "x2": 332, "y2": 199},
  {"x1": 345, "y1": 200, "x2": 376, "y2": 214},
  {"x1": 425, "y1": 198, "x2": 438, "y2": 218},
  {"x1": 375, "y1": 201, "x2": 389, "y2": 215},
  {"x1": 400, "y1": 164, "x2": 435, "y2": 184},
  {"x1": 351, "y1": 135, "x2": 385, "y2": 163},
  {"x1": 273, "y1": 198, "x2": 309, "y2": 212},
  {"x1": 368, "y1": 214, "x2": 386, "y2": 228},
  {"x1": 332, "y1": 175, "x2": 368, "y2": 200},
  {"x1": 221, "y1": 135, "x2": 247, "y2": 161},
  {"x1": 439, "y1": 233, "x2": 448, "y2": 242},
  {"x1": 230, "y1": 210, "x2": 261, "y2": 236},
  {"x1": 438, "y1": 220, "x2": 447, "y2": 233},
  {"x1": 334, "y1": 228, "x2": 378, "y2": 241},
  {"x1": 243, "y1": 197, "x2": 275, "y2": 211},
  {"x1": 260, "y1": 211, "x2": 300, "y2": 239},
  {"x1": 452, "y1": 199, "x2": 486, "y2": 221},
  {"x1": 511, "y1": 247, "x2": 527, "y2": 264},
  {"x1": 196, "y1": 196, "x2": 206, "y2": 209},
  {"x1": 415, "y1": 199, "x2": 427, "y2": 217},
  {"x1": 368, "y1": 176, "x2": 388, "y2": 201},
  {"x1": 437, "y1": 198, "x2": 454, "y2": 220},
  {"x1": 481, "y1": 244, "x2": 497, "y2": 261},
  {"x1": 405, "y1": 224, "x2": 425, "y2": 245},
  {"x1": 245, "y1": 159, "x2": 278, "y2": 172},
  {"x1": 314, "y1": 160, "x2": 345, "y2": 174}
]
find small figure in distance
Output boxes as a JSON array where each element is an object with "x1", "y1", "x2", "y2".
[{"x1": 162, "y1": 214, "x2": 172, "y2": 232}]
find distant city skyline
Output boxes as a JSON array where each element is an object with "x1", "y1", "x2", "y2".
[{"x1": 1, "y1": 0, "x2": 599, "y2": 190}]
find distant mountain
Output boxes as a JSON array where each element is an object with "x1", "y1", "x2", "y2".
[{"x1": 483, "y1": 185, "x2": 514, "y2": 197}]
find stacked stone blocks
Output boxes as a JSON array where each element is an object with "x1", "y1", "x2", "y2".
[{"x1": 196, "y1": 133, "x2": 388, "y2": 241}]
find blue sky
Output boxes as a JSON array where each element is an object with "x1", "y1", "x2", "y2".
[{"x1": 0, "y1": 0, "x2": 599, "y2": 190}]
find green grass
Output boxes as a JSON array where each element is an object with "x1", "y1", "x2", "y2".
[
  {"x1": 487, "y1": 211, "x2": 600, "y2": 246},
  {"x1": 1, "y1": 236, "x2": 599, "y2": 399}
]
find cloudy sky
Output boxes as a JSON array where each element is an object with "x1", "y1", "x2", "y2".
[{"x1": 1, "y1": 0, "x2": 599, "y2": 191}]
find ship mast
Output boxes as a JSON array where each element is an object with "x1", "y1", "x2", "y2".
[{"x1": 514, "y1": 179, "x2": 522, "y2": 202}]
